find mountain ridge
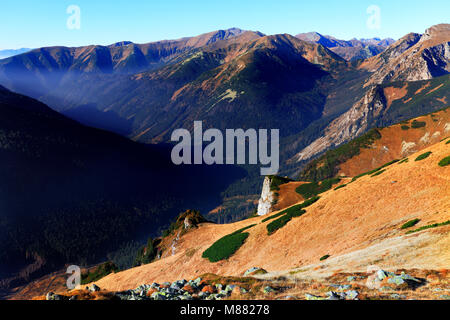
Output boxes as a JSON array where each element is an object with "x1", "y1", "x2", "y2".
[
  {"x1": 296, "y1": 31, "x2": 395, "y2": 61},
  {"x1": 69, "y1": 135, "x2": 450, "y2": 294},
  {"x1": 0, "y1": 86, "x2": 244, "y2": 292}
]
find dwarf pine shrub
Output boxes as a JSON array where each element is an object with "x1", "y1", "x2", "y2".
[
  {"x1": 438, "y1": 156, "x2": 450, "y2": 167},
  {"x1": 415, "y1": 152, "x2": 432, "y2": 161},
  {"x1": 202, "y1": 224, "x2": 256, "y2": 262},
  {"x1": 401, "y1": 218, "x2": 420, "y2": 229}
]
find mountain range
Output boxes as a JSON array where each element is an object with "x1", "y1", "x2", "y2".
[
  {"x1": 296, "y1": 32, "x2": 395, "y2": 61},
  {"x1": 0, "y1": 24, "x2": 449, "y2": 297},
  {"x1": 0, "y1": 49, "x2": 31, "y2": 60},
  {"x1": 0, "y1": 85, "x2": 243, "y2": 292}
]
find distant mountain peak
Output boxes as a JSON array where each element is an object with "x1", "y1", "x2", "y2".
[
  {"x1": 360, "y1": 24, "x2": 450, "y2": 86},
  {"x1": 295, "y1": 32, "x2": 395, "y2": 61},
  {"x1": 0, "y1": 48, "x2": 31, "y2": 59},
  {"x1": 111, "y1": 41, "x2": 134, "y2": 47}
]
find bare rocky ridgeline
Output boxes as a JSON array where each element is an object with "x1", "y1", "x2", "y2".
[
  {"x1": 295, "y1": 32, "x2": 395, "y2": 61},
  {"x1": 295, "y1": 24, "x2": 449, "y2": 163},
  {"x1": 364, "y1": 24, "x2": 450, "y2": 86},
  {"x1": 295, "y1": 86, "x2": 386, "y2": 162}
]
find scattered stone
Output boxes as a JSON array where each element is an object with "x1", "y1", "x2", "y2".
[
  {"x1": 373, "y1": 270, "x2": 422, "y2": 290},
  {"x1": 46, "y1": 292, "x2": 56, "y2": 301},
  {"x1": 225, "y1": 284, "x2": 237, "y2": 293},
  {"x1": 390, "y1": 293, "x2": 406, "y2": 300},
  {"x1": 380, "y1": 286, "x2": 393, "y2": 291},
  {"x1": 329, "y1": 284, "x2": 352, "y2": 291},
  {"x1": 347, "y1": 276, "x2": 356, "y2": 282},
  {"x1": 305, "y1": 293, "x2": 326, "y2": 300},
  {"x1": 398, "y1": 272, "x2": 421, "y2": 283},
  {"x1": 193, "y1": 277, "x2": 202, "y2": 286},
  {"x1": 201, "y1": 285, "x2": 215, "y2": 294},
  {"x1": 263, "y1": 286, "x2": 275, "y2": 294},
  {"x1": 388, "y1": 276, "x2": 406, "y2": 286},
  {"x1": 46, "y1": 292, "x2": 66, "y2": 301},
  {"x1": 244, "y1": 267, "x2": 268, "y2": 276},
  {"x1": 345, "y1": 290, "x2": 359, "y2": 300},
  {"x1": 89, "y1": 284, "x2": 101, "y2": 292},
  {"x1": 327, "y1": 291, "x2": 345, "y2": 300},
  {"x1": 306, "y1": 290, "x2": 359, "y2": 301},
  {"x1": 173, "y1": 280, "x2": 187, "y2": 288},
  {"x1": 376, "y1": 270, "x2": 393, "y2": 281},
  {"x1": 215, "y1": 293, "x2": 226, "y2": 300},
  {"x1": 151, "y1": 292, "x2": 167, "y2": 300},
  {"x1": 182, "y1": 285, "x2": 196, "y2": 294}
]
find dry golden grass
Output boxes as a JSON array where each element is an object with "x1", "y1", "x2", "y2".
[
  {"x1": 339, "y1": 108, "x2": 450, "y2": 177},
  {"x1": 85, "y1": 137, "x2": 449, "y2": 294}
]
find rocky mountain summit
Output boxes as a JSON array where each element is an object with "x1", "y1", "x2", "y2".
[
  {"x1": 295, "y1": 85, "x2": 387, "y2": 162},
  {"x1": 296, "y1": 32, "x2": 395, "y2": 61},
  {"x1": 362, "y1": 24, "x2": 450, "y2": 86},
  {"x1": 293, "y1": 23, "x2": 450, "y2": 165},
  {"x1": 256, "y1": 177, "x2": 275, "y2": 216}
]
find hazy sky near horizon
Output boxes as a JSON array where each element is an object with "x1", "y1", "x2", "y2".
[{"x1": 0, "y1": 0, "x2": 448, "y2": 49}]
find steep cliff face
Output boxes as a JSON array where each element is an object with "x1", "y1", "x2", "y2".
[
  {"x1": 295, "y1": 85, "x2": 387, "y2": 162},
  {"x1": 256, "y1": 177, "x2": 274, "y2": 216},
  {"x1": 294, "y1": 71, "x2": 449, "y2": 164},
  {"x1": 362, "y1": 24, "x2": 450, "y2": 86},
  {"x1": 293, "y1": 25, "x2": 450, "y2": 165}
]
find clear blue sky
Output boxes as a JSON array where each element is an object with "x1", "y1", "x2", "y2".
[{"x1": 0, "y1": 0, "x2": 448, "y2": 49}]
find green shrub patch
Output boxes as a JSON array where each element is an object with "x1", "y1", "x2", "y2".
[
  {"x1": 269, "y1": 175, "x2": 293, "y2": 191},
  {"x1": 263, "y1": 197, "x2": 321, "y2": 223},
  {"x1": 352, "y1": 159, "x2": 399, "y2": 182},
  {"x1": 320, "y1": 255, "x2": 330, "y2": 261},
  {"x1": 411, "y1": 120, "x2": 426, "y2": 128},
  {"x1": 264, "y1": 198, "x2": 319, "y2": 235},
  {"x1": 334, "y1": 184, "x2": 347, "y2": 190},
  {"x1": 438, "y1": 156, "x2": 450, "y2": 167},
  {"x1": 298, "y1": 129, "x2": 382, "y2": 182},
  {"x1": 406, "y1": 220, "x2": 450, "y2": 234},
  {"x1": 267, "y1": 214, "x2": 294, "y2": 235},
  {"x1": 81, "y1": 262, "x2": 119, "y2": 285},
  {"x1": 401, "y1": 219, "x2": 420, "y2": 229},
  {"x1": 371, "y1": 169, "x2": 386, "y2": 177},
  {"x1": 415, "y1": 152, "x2": 432, "y2": 161},
  {"x1": 202, "y1": 224, "x2": 256, "y2": 262},
  {"x1": 401, "y1": 125, "x2": 410, "y2": 130},
  {"x1": 266, "y1": 208, "x2": 307, "y2": 235},
  {"x1": 296, "y1": 178, "x2": 341, "y2": 199}
]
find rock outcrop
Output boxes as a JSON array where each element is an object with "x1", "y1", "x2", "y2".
[
  {"x1": 256, "y1": 177, "x2": 274, "y2": 216},
  {"x1": 295, "y1": 85, "x2": 387, "y2": 162},
  {"x1": 362, "y1": 24, "x2": 450, "y2": 86}
]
